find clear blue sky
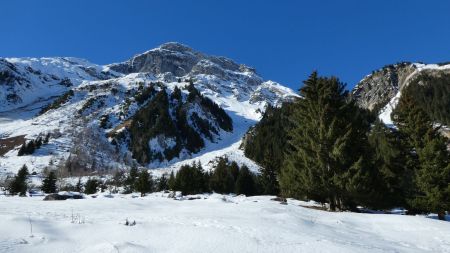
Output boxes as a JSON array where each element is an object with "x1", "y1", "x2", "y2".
[{"x1": 2, "y1": 0, "x2": 450, "y2": 90}]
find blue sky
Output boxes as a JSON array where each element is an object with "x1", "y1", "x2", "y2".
[{"x1": 1, "y1": 0, "x2": 450, "y2": 90}]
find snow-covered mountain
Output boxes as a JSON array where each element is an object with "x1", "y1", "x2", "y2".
[
  {"x1": 352, "y1": 62, "x2": 450, "y2": 125},
  {"x1": 0, "y1": 42, "x2": 297, "y2": 175}
]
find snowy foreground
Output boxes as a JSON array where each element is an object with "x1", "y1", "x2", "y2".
[{"x1": 1, "y1": 194, "x2": 449, "y2": 253}]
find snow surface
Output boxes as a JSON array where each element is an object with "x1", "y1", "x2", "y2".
[{"x1": 0, "y1": 193, "x2": 449, "y2": 253}]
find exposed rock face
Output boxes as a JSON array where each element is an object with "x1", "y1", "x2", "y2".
[
  {"x1": 108, "y1": 42, "x2": 261, "y2": 86},
  {"x1": 352, "y1": 62, "x2": 450, "y2": 128},
  {"x1": 352, "y1": 63, "x2": 416, "y2": 111}
]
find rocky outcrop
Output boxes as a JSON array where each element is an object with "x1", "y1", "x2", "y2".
[
  {"x1": 108, "y1": 42, "x2": 262, "y2": 86},
  {"x1": 352, "y1": 62, "x2": 450, "y2": 127},
  {"x1": 352, "y1": 62, "x2": 416, "y2": 111}
]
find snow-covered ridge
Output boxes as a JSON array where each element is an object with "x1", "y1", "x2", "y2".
[
  {"x1": 0, "y1": 43, "x2": 297, "y2": 174},
  {"x1": 0, "y1": 56, "x2": 121, "y2": 112}
]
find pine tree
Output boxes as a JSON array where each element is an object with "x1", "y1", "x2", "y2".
[
  {"x1": 43, "y1": 133, "x2": 50, "y2": 144},
  {"x1": 235, "y1": 165, "x2": 256, "y2": 196},
  {"x1": 394, "y1": 91, "x2": 450, "y2": 219},
  {"x1": 393, "y1": 92, "x2": 430, "y2": 150},
  {"x1": 229, "y1": 161, "x2": 240, "y2": 183},
  {"x1": 135, "y1": 169, "x2": 153, "y2": 197},
  {"x1": 168, "y1": 171, "x2": 176, "y2": 190},
  {"x1": 125, "y1": 166, "x2": 139, "y2": 193},
  {"x1": 25, "y1": 140, "x2": 35, "y2": 155},
  {"x1": 157, "y1": 173, "x2": 169, "y2": 191},
  {"x1": 280, "y1": 72, "x2": 372, "y2": 210},
  {"x1": 17, "y1": 142, "x2": 26, "y2": 156},
  {"x1": 112, "y1": 170, "x2": 125, "y2": 193},
  {"x1": 244, "y1": 103, "x2": 295, "y2": 173},
  {"x1": 75, "y1": 177, "x2": 83, "y2": 193},
  {"x1": 365, "y1": 121, "x2": 411, "y2": 209},
  {"x1": 210, "y1": 158, "x2": 235, "y2": 194},
  {"x1": 259, "y1": 146, "x2": 279, "y2": 195},
  {"x1": 415, "y1": 133, "x2": 450, "y2": 220},
  {"x1": 41, "y1": 171, "x2": 57, "y2": 193},
  {"x1": 9, "y1": 164, "x2": 29, "y2": 196},
  {"x1": 174, "y1": 162, "x2": 205, "y2": 195},
  {"x1": 35, "y1": 137, "x2": 43, "y2": 149},
  {"x1": 84, "y1": 178, "x2": 99, "y2": 194}
]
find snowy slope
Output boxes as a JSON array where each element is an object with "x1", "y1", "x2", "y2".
[
  {"x1": 0, "y1": 57, "x2": 120, "y2": 112},
  {"x1": 0, "y1": 193, "x2": 449, "y2": 253},
  {"x1": 0, "y1": 43, "x2": 298, "y2": 174}
]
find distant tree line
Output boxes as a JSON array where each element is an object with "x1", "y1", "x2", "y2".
[
  {"x1": 39, "y1": 90, "x2": 74, "y2": 115},
  {"x1": 167, "y1": 158, "x2": 258, "y2": 196},
  {"x1": 17, "y1": 133, "x2": 50, "y2": 156}
]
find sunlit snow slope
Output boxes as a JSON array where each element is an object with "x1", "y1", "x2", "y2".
[{"x1": 0, "y1": 42, "x2": 298, "y2": 174}]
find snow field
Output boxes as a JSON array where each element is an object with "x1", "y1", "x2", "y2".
[{"x1": 0, "y1": 193, "x2": 449, "y2": 253}]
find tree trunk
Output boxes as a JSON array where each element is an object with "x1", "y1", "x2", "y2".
[
  {"x1": 336, "y1": 197, "x2": 343, "y2": 212},
  {"x1": 329, "y1": 195, "x2": 337, "y2": 211},
  {"x1": 438, "y1": 211, "x2": 446, "y2": 221}
]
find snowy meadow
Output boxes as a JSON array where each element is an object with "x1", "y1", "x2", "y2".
[{"x1": 1, "y1": 193, "x2": 449, "y2": 253}]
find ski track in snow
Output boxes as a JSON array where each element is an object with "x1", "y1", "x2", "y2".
[{"x1": 0, "y1": 193, "x2": 449, "y2": 253}]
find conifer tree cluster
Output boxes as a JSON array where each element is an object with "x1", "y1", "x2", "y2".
[
  {"x1": 392, "y1": 87, "x2": 450, "y2": 220},
  {"x1": 244, "y1": 104, "x2": 296, "y2": 195},
  {"x1": 39, "y1": 90, "x2": 74, "y2": 115},
  {"x1": 402, "y1": 72, "x2": 450, "y2": 125},
  {"x1": 84, "y1": 178, "x2": 100, "y2": 194},
  {"x1": 169, "y1": 158, "x2": 258, "y2": 196},
  {"x1": 245, "y1": 71, "x2": 450, "y2": 218},
  {"x1": 280, "y1": 72, "x2": 373, "y2": 211},
  {"x1": 127, "y1": 83, "x2": 232, "y2": 164},
  {"x1": 17, "y1": 134, "x2": 50, "y2": 156}
]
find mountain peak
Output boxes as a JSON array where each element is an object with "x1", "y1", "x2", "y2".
[{"x1": 158, "y1": 42, "x2": 195, "y2": 53}]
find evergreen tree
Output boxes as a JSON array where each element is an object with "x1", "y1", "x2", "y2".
[
  {"x1": 393, "y1": 92, "x2": 430, "y2": 150},
  {"x1": 415, "y1": 134, "x2": 450, "y2": 220},
  {"x1": 174, "y1": 162, "x2": 205, "y2": 195},
  {"x1": 43, "y1": 133, "x2": 50, "y2": 144},
  {"x1": 171, "y1": 86, "x2": 182, "y2": 101},
  {"x1": 75, "y1": 177, "x2": 83, "y2": 193},
  {"x1": 135, "y1": 169, "x2": 153, "y2": 197},
  {"x1": 111, "y1": 170, "x2": 125, "y2": 193},
  {"x1": 25, "y1": 140, "x2": 35, "y2": 155},
  {"x1": 35, "y1": 137, "x2": 43, "y2": 149},
  {"x1": 280, "y1": 72, "x2": 372, "y2": 210},
  {"x1": 84, "y1": 178, "x2": 99, "y2": 194},
  {"x1": 157, "y1": 173, "x2": 169, "y2": 191},
  {"x1": 41, "y1": 171, "x2": 57, "y2": 193},
  {"x1": 229, "y1": 161, "x2": 240, "y2": 182},
  {"x1": 124, "y1": 166, "x2": 139, "y2": 193},
  {"x1": 259, "y1": 146, "x2": 279, "y2": 195},
  {"x1": 17, "y1": 140, "x2": 37, "y2": 156},
  {"x1": 17, "y1": 143, "x2": 26, "y2": 156},
  {"x1": 168, "y1": 171, "x2": 176, "y2": 190},
  {"x1": 235, "y1": 165, "x2": 256, "y2": 196},
  {"x1": 365, "y1": 121, "x2": 411, "y2": 209},
  {"x1": 394, "y1": 91, "x2": 450, "y2": 219},
  {"x1": 244, "y1": 103, "x2": 296, "y2": 172},
  {"x1": 210, "y1": 158, "x2": 235, "y2": 194},
  {"x1": 9, "y1": 164, "x2": 29, "y2": 196}
]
